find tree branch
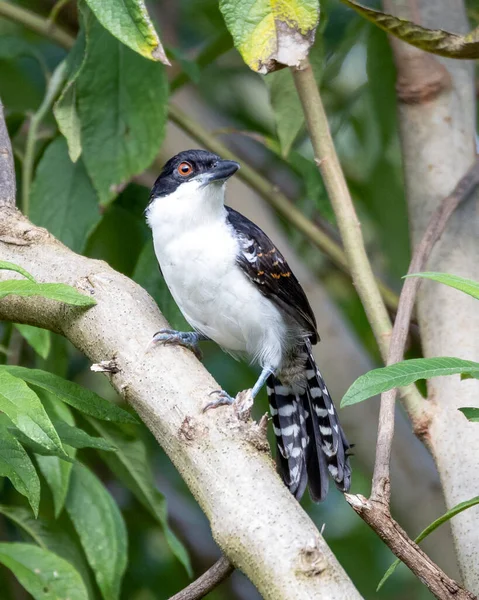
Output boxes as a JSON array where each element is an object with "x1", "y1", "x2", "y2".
[
  {"x1": 169, "y1": 556, "x2": 234, "y2": 600},
  {"x1": 0, "y1": 117, "x2": 362, "y2": 600},
  {"x1": 0, "y1": 101, "x2": 16, "y2": 208},
  {"x1": 372, "y1": 158, "x2": 479, "y2": 502},
  {"x1": 383, "y1": 0, "x2": 479, "y2": 592},
  {"x1": 291, "y1": 60, "x2": 473, "y2": 599}
]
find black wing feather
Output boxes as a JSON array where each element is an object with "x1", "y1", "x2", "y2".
[{"x1": 226, "y1": 207, "x2": 318, "y2": 344}]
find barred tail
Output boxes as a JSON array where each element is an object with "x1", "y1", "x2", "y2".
[{"x1": 267, "y1": 341, "x2": 352, "y2": 502}]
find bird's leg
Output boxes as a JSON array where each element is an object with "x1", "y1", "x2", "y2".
[
  {"x1": 149, "y1": 329, "x2": 208, "y2": 360},
  {"x1": 203, "y1": 366, "x2": 274, "y2": 413}
]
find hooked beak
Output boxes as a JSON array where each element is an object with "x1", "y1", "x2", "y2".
[{"x1": 204, "y1": 159, "x2": 240, "y2": 184}]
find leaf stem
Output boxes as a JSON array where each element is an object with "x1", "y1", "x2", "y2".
[
  {"x1": 22, "y1": 62, "x2": 67, "y2": 217},
  {"x1": 0, "y1": 0, "x2": 74, "y2": 49}
]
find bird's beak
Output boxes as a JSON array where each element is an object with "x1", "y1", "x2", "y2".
[{"x1": 205, "y1": 159, "x2": 240, "y2": 184}]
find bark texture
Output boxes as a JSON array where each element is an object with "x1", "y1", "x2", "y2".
[
  {"x1": 0, "y1": 206, "x2": 363, "y2": 600},
  {"x1": 384, "y1": 0, "x2": 479, "y2": 591}
]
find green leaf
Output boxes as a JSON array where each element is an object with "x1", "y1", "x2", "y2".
[
  {"x1": 86, "y1": 418, "x2": 192, "y2": 576},
  {"x1": 77, "y1": 15, "x2": 168, "y2": 205},
  {"x1": 66, "y1": 463, "x2": 127, "y2": 600},
  {"x1": 0, "y1": 371, "x2": 66, "y2": 458},
  {"x1": 0, "y1": 279, "x2": 96, "y2": 306},
  {"x1": 53, "y1": 420, "x2": 117, "y2": 451},
  {"x1": 378, "y1": 496, "x2": 479, "y2": 590},
  {"x1": 0, "y1": 505, "x2": 95, "y2": 597},
  {"x1": 339, "y1": 0, "x2": 479, "y2": 59},
  {"x1": 0, "y1": 366, "x2": 138, "y2": 424},
  {"x1": 341, "y1": 357, "x2": 479, "y2": 407},
  {"x1": 30, "y1": 138, "x2": 100, "y2": 253},
  {"x1": 407, "y1": 272, "x2": 479, "y2": 301},
  {"x1": 265, "y1": 40, "x2": 323, "y2": 156},
  {"x1": 85, "y1": 0, "x2": 169, "y2": 63},
  {"x1": 459, "y1": 408, "x2": 479, "y2": 422},
  {"x1": 0, "y1": 420, "x2": 40, "y2": 515},
  {"x1": 220, "y1": 0, "x2": 320, "y2": 73},
  {"x1": 0, "y1": 260, "x2": 36, "y2": 282},
  {"x1": 0, "y1": 542, "x2": 88, "y2": 600},
  {"x1": 54, "y1": 23, "x2": 90, "y2": 163},
  {"x1": 14, "y1": 324, "x2": 51, "y2": 359}
]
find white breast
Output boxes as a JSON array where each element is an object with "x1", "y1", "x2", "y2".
[{"x1": 146, "y1": 182, "x2": 287, "y2": 370}]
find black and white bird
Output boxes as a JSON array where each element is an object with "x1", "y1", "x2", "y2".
[{"x1": 145, "y1": 149, "x2": 351, "y2": 501}]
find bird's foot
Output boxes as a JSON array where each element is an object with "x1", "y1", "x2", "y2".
[
  {"x1": 148, "y1": 329, "x2": 203, "y2": 360},
  {"x1": 203, "y1": 388, "x2": 254, "y2": 420}
]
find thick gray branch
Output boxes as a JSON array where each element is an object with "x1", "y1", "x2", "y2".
[
  {"x1": 0, "y1": 100, "x2": 16, "y2": 208},
  {"x1": 383, "y1": 0, "x2": 479, "y2": 592},
  {"x1": 0, "y1": 210, "x2": 362, "y2": 600}
]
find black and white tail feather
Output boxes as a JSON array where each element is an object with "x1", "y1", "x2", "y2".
[{"x1": 267, "y1": 341, "x2": 352, "y2": 501}]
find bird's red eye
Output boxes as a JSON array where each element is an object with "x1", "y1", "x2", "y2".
[{"x1": 177, "y1": 162, "x2": 193, "y2": 176}]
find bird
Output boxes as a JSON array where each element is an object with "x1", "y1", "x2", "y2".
[{"x1": 145, "y1": 149, "x2": 351, "y2": 501}]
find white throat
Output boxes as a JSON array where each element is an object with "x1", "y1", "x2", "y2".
[{"x1": 146, "y1": 179, "x2": 227, "y2": 246}]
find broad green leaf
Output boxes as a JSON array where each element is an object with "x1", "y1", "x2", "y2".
[
  {"x1": 265, "y1": 40, "x2": 323, "y2": 156},
  {"x1": 0, "y1": 371, "x2": 66, "y2": 458},
  {"x1": 53, "y1": 420, "x2": 117, "y2": 451},
  {"x1": 0, "y1": 260, "x2": 35, "y2": 282},
  {"x1": 54, "y1": 24, "x2": 89, "y2": 163},
  {"x1": 0, "y1": 366, "x2": 138, "y2": 424},
  {"x1": 35, "y1": 391, "x2": 76, "y2": 518},
  {"x1": 30, "y1": 138, "x2": 100, "y2": 253},
  {"x1": 0, "y1": 542, "x2": 88, "y2": 600},
  {"x1": 341, "y1": 357, "x2": 479, "y2": 407},
  {"x1": 85, "y1": 0, "x2": 169, "y2": 63},
  {"x1": 66, "y1": 463, "x2": 127, "y2": 600},
  {"x1": 77, "y1": 16, "x2": 168, "y2": 205},
  {"x1": 0, "y1": 420, "x2": 40, "y2": 515},
  {"x1": 0, "y1": 279, "x2": 96, "y2": 306},
  {"x1": 407, "y1": 272, "x2": 479, "y2": 301},
  {"x1": 220, "y1": 0, "x2": 320, "y2": 74},
  {"x1": 0, "y1": 505, "x2": 95, "y2": 597},
  {"x1": 378, "y1": 496, "x2": 479, "y2": 590},
  {"x1": 339, "y1": 0, "x2": 479, "y2": 59},
  {"x1": 14, "y1": 324, "x2": 51, "y2": 359},
  {"x1": 459, "y1": 408, "x2": 479, "y2": 422},
  {"x1": 87, "y1": 418, "x2": 192, "y2": 576}
]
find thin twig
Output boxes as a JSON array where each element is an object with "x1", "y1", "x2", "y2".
[
  {"x1": 371, "y1": 158, "x2": 479, "y2": 502},
  {"x1": 22, "y1": 62, "x2": 67, "y2": 216},
  {"x1": 292, "y1": 59, "x2": 392, "y2": 359},
  {"x1": 169, "y1": 556, "x2": 234, "y2": 600},
  {"x1": 0, "y1": 0, "x2": 74, "y2": 49}
]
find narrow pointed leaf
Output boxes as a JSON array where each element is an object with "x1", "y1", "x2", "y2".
[
  {"x1": 14, "y1": 324, "x2": 51, "y2": 359},
  {"x1": 459, "y1": 408, "x2": 479, "y2": 422},
  {"x1": 341, "y1": 357, "x2": 479, "y2": 407},
  {"x1": 0, "y1": 279, "x2": 96, "y2": 306},
  {"x1": 407, "y1": 272, "x2": 479, "y2": 301},
  {"x1": 66, "y1": 463, "x2": 127, "y2": 600},
  {"x1": 84, "y1": 0, "x2": 169, "y2": 63},
  {"x1": 220, "y1": 0, "x2": 320, "y2": 74},
  {"x1": 0, "y1": 261, "x2": 35, "y2": 282},
  {"x1": 0, "y1": 419, "x2": 40, "y2": 515},
  {"x1": 378, "y1": 496, "x2": 479, "y2": 589},
  {"x1": 0, "y1": 366, "x2": 138, "y2": 424},
  {"x1": 87, "y1": 418, "x2": 192, "y2": 576},
  {"x1": 0, "y1": 371, "x2": 66, "y2": 457},
  {"x1": 0, "y1": 505, "x2": 95, "y2": 597},
  {"x1": 339, "y1": 0, "x2": 479, "y2": 59},
  {"x1": 0, "y1": 542, "x2": 88, "y2": 600}
]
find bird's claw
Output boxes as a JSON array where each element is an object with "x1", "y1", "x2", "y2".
[
  {"x1": 147, "y1": 329, "x2": 203, "y2": 360},
  {"x1": 202, "y1": 388, "x2": 254, "y2": 419}
]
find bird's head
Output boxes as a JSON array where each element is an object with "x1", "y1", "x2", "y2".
[{"x1": 146, "y1": 149, "x2": 240, "y2": 233}]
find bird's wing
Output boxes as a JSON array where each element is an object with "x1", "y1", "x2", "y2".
[{"x1": 226, "y1": 207, "x2": 318, "y2": 343}]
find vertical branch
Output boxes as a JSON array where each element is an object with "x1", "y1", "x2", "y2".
[{"x1": 0, "y1": 100, "x2": 16, "y2": 208}]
